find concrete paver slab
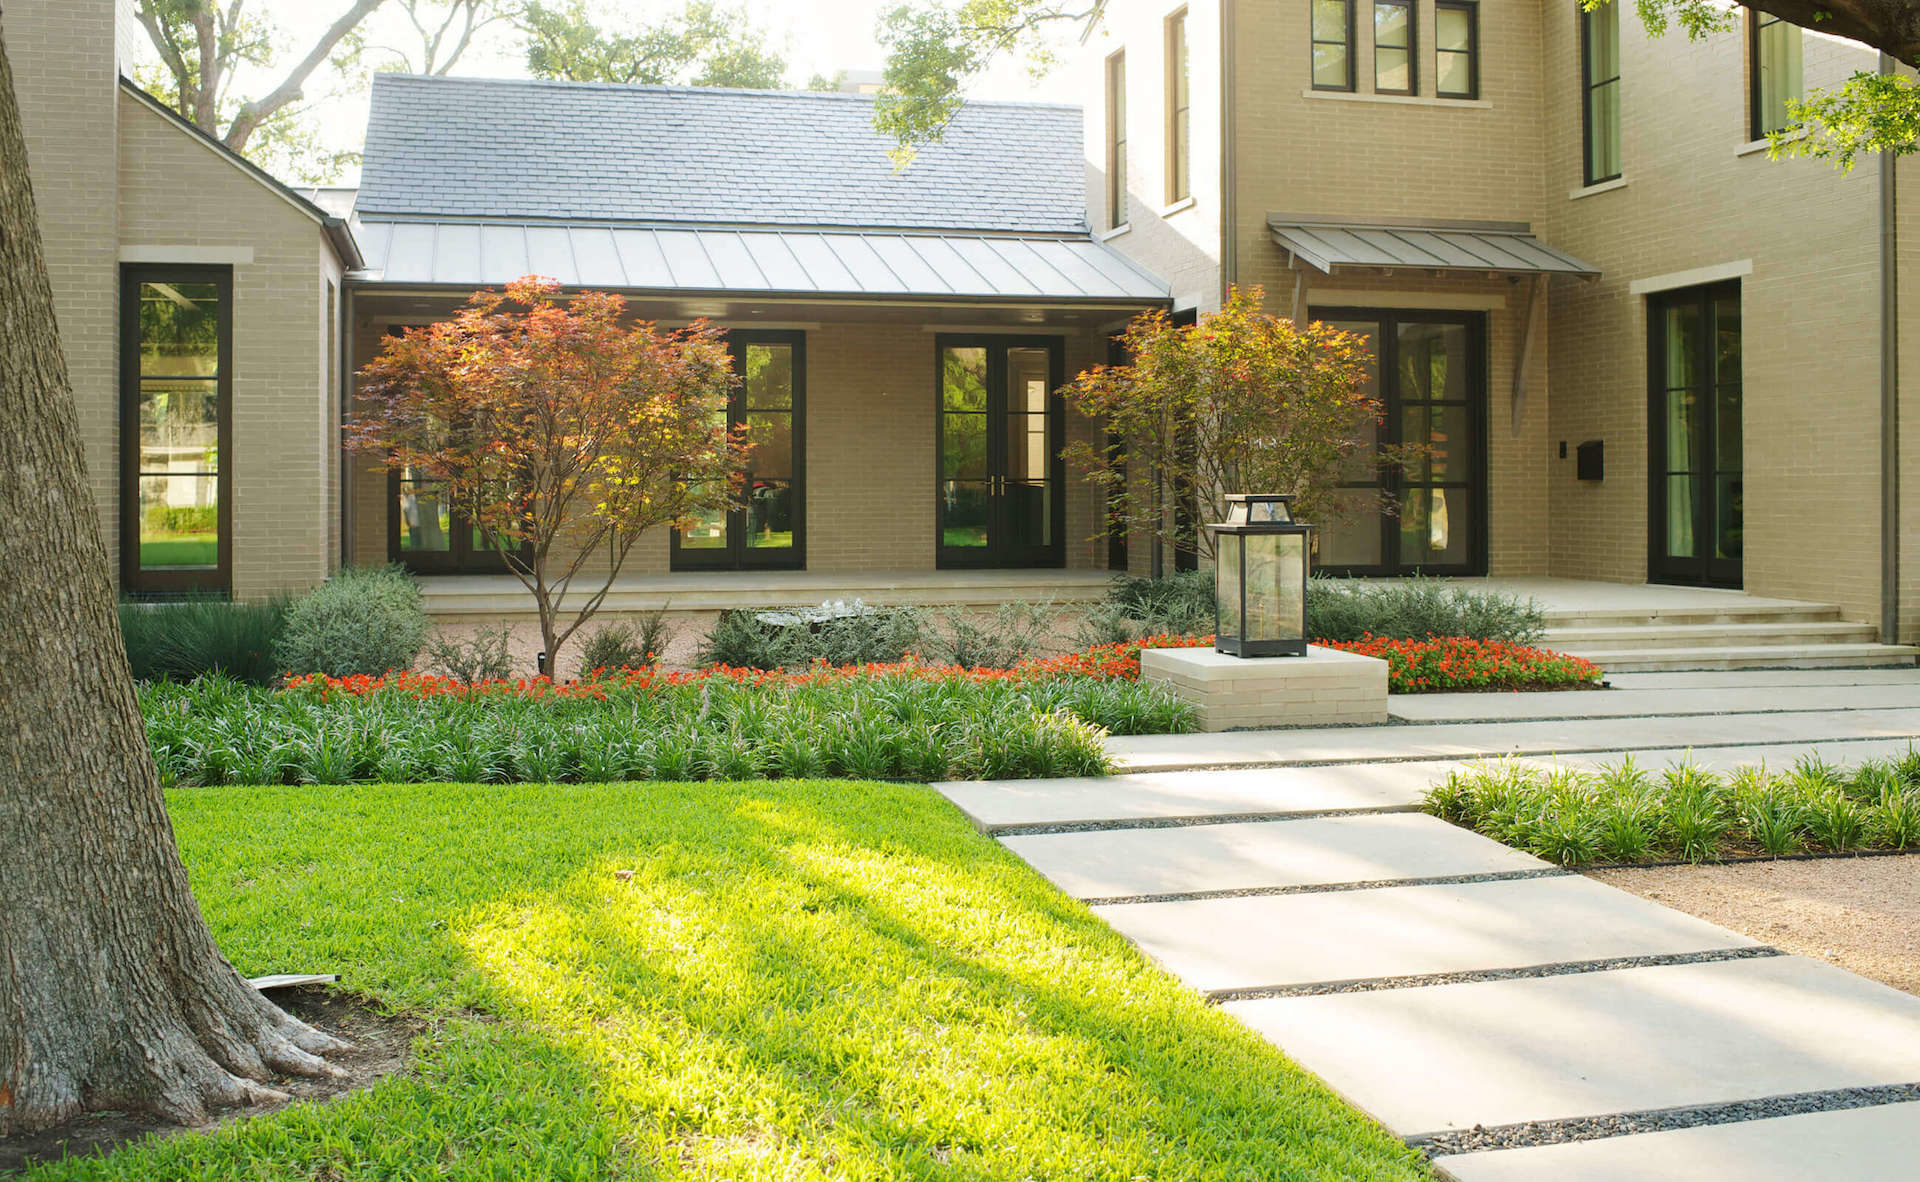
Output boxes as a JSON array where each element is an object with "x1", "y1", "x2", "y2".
[
  {"x1": 932, "y1": 762, "x2": 1452, "y2": 830},
  {"x1": 1096, "y1": 875, "x2": 1758, "y2": 993},
  {"x1": 1224, "y1": 955, "x2": 1920, "y2": 1134},
  {"x1": 1606, "y1": 668, "x2": 1920, "y2": 691},
  {"x1": 1000, "y1": 812, "x2": 1546, "y2": 900},
  {"x1": 1432, "y1": 1102, "x2": 1920, "y2": 1181},
  {"x1": 1106, "y1": 707, "x2": 1920, "y2": 771},
  {"x1": 1387, "y1": 684, "x2": 1920, "y2": 724}
]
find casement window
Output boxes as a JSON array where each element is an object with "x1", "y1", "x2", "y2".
[
  {"x1": 122, "y1": 266, "x2": 231, "y2": 595},
  {"x1": 1106, "y1": 50, "x2": 1128, "y2": 228},
  {"x1": 1166, "y1": 8, "x2": 1191, "y2": 204},
  {"x1": 1580, "y1": 0, "x2": 1622, "y2": 184},
  {"x1": 1435, "y1": 1, "x2": 1479, "y2": 99},
  {"x1": 1311, "y1": 0, "x2": 1356, "y2": 92},
  {"x1": 1373, "y1": 0, "x2": 1415, "y2": 95},
  {"x1": 1750, "y1": 11, "x2": 1803, "y2": 138}
]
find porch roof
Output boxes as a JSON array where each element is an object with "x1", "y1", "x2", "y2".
[
  {"x1": 1268, "y1": 214, "x2": 1599, "y2": 279},
  {"x1": 353, "y1": 219, "x2": 1172, "y2": 304}
]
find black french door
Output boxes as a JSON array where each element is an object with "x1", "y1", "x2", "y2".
[
  {"x1": 673, "y1": 330, "x2": 805, "y2": 570},
  {"x1": 935, "y1": 336, "x2": 1066, "y2": 568},
  {"x1": 1312, "y1": 308, "x2": 1488, "y2": 576},
  {"x1": 1648, "y1": 282, "x2": 1742, "y2": 587}
]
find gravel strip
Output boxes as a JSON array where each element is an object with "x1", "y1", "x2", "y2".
[
  {"x1": 988, "y1": 804, "x2": 1416, "y2": 837},
  {"x1": 1591, "y1": 858, "x2": 1920, "y2": 997},
  {"x1": 1207, "y1": 946, "x2": 1780, "y2": 1003},
  {"x1": 1413, "y1": 1081, "x2": 1920, "y2": 1157},
  {"x1": 1083, "y1": 867, "x2": 1571, "y2": 908}
]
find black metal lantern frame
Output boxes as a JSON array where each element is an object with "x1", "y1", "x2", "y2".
[{"x1": 1208, "y1": 493, "x2": 1312, "y2": 658}]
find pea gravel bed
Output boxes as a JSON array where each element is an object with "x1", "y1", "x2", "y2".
[{"x1": 1589, "y1": 857, "x2": 1920, "y2": 997}]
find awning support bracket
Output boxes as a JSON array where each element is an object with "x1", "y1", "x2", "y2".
[{"x1": 1510, "y1": 274, "x2": 1546, "y2": 439}]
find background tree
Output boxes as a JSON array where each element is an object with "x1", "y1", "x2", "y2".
[
  {"x1": 876, "y1": 0, "x2": 1920, "y2": 163},
  {"x1": 520, "y1": 0, "x2": 788, "y2": 87},
  {"x1": 349, "y1": 278, "x2": 746, "y2": 677},
  {"x1": 340, "y1": 0, "x2": 517, "y2": 76},
  {"x1": 1060, "y1": 286, "x2": 1383, "y2": 564},
  {"x1": 0, "y1": 26, "x2": 346, "y2": 1137}
]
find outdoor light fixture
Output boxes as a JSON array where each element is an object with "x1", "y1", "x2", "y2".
[{"x1": 1207, "y1": 493, "x2": 1312, "y2": 658}]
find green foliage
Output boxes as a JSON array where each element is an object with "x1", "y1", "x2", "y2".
[
  {"x1": 136, "y1": 670, "x2": 1204, "y2": 787},
  {"x1": 274, "y1": 565, "x2": 431, "y2": 678},
  {"x1": 696, "y1": 602, "x2": 930, "y2": 671},
  {"x1": 578, "y1": 612, "x2": 674, "y2": 674},
  {"x1": 1306, "y1": 575, "x2": 1547, "y2": 644},
  {"x1": 116, "y1": 595, "x2": 292, "y2": 686},
  {"x1": 1427, "y1": 749, "x2": 1920, "y2": 867},
  {"x1": 1103, "y1": 571, "x2": 1217, "y2": 636},
  {"x1": 423, "y1": 625, "x2": 518, "y2": 683},
  {"x1": 927, "y1": 601, "x2": 1062, "y2": 669},
  {"x1": 521, "y1": 0, "x2": 788, "y2": 86}
]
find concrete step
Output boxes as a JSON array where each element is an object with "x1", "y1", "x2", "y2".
[
  {"x1": 1565, "y1": 642, "x2": 1920, "y2": 673},
  {"x1": 1545, "y1": 620, "x2": 1882, "y2": 651},
  {"x1": 1539, "y1": 603, "x2": 1842, "y2": 629},
  {"x1": 418, "y1": 569, "x2": 1113, "y2": 615}
]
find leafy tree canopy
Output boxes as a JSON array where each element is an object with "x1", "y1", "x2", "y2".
[{"x1": 521, "y1": 1, "x2": 789, "y2": 87}]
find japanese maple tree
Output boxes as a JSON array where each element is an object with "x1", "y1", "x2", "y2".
[
  {"x1": 1061, "y1": 284, "x2": 1387, "y2": 563},
  {"x1": 351, "y1": 277, "x2": 745, "y2": 676}
]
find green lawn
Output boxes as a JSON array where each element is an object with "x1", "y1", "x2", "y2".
[{"x1": 27, "y1": 781, "x2": 1424, "y2": 1181}]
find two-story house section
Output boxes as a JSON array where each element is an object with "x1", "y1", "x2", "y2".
[{"x1": 1083, "y1": 0, "x2": 1920, "y2": 643}]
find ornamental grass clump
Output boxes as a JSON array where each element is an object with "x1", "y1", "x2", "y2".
[{"x1": 1424, "y1": 749, "x2": 1920, "y2": 867}]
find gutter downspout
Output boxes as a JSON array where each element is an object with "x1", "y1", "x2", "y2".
[{"x1": 1881, "y1": 53, "x2": 1901, "y2": 644}]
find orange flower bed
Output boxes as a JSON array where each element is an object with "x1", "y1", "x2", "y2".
[{"x1": 1317, "y1": 635, "x2": 1603, "y2": 693}]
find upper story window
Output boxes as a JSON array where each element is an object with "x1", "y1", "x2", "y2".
[
  {"x1": 1750, "y1": 11, "x2": 1803, "y2": 138},
  {"x1": 1106, "y1": 50, "x2": 1128, "y2": 228},
  {"x1": 1311, "y1": 0, "x2": 1356, "y2": 91},
  {"x1": 1435, "y1": 1, "x2": 1479, "y2": 99},
  {"x1": 1373, "y1": 0, "x2": 1415, "y2": 95},
  {"x1": 1166, "y1": 8, "x2": 1191, "y2": 203},
  {"x1": 122, "y1": 266, "x2": 231, "y2": 595},
  {"x1": 1580, "y1": 1, "x2": 1621, "y2": 184}
]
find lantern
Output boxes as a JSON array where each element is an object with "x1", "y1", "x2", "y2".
[{"x1": 1207, "y1": 493, "x2": 1311, "y2": 657}]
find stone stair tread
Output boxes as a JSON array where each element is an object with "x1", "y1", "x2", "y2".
[
  {"x1": 1546, "y1": 621, "x2": 1879, "y2": 642},
  {"x1": 1564, "y1": 643, "x2": 1920, "y2": 673}
]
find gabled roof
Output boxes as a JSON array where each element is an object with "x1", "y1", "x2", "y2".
[{"x1": 356, "y1": 74, "x2": 1089, "y2": 235}]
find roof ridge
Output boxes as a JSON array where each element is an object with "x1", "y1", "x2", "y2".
[{"x1": 368, "y1": 71, "x2": 1083, "y2": 111}]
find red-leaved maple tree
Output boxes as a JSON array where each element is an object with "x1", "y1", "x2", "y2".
[{"x1": 350, "y1": 277, "x2": 745, "y2": 675}]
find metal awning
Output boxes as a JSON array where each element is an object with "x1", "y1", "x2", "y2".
[
  {"x1": 1268, "y1": 215, "x2": 1599, "y2": 279},
  {"x1": 353, "y1": 219, "x2": 1172, "y2": 304}
]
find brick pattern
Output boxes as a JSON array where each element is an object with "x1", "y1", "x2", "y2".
[{"x1": 1141, "y1": 645, "x2": 1390, "y2": 729}]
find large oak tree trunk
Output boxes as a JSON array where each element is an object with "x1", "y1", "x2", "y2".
[{"x1": 0, "y1": 28, "x2": 343, "y2": 1137}]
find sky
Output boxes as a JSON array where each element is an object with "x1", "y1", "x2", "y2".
[{"x1": 160, "y1": 0, "x2": 1086, "y2": 184}]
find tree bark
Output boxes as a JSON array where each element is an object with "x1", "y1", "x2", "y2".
[{"x1": 0, "y1": 28, "x2": 343, "y2": 1137}]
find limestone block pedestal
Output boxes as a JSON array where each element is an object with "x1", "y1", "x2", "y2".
[{"x1": 1140, "y1": 645, "x2": 1389, "y2": 731}]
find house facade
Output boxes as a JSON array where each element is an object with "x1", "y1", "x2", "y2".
[{"x1": 1082, "y1": 0, "x2": 1920, "y2": 640}]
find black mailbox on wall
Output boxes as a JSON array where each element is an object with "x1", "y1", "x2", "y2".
[{"x1": 1576, "y1": 440, "x2": 1605, "y2": 482}]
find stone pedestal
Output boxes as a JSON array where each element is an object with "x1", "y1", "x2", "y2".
[{"x1": 1140, "y1": 644, "x2": 1389, "y2": 731}]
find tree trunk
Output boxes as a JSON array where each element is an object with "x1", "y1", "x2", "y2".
[{"x1": 0, "y1": 29, "x2": 343, "y2": 1138}]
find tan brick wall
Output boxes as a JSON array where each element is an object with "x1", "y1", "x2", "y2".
[
  {"x1": 349, "y1": 318, "x2": 1114, "y2": 577},
  {"x1": 1541, "y1": 9, "x2": 1885, "y2": 623},
  {"x1": 9, "y1": 0, "x2": 122, "y2": 570},
  {"x1": 117, "y1": 94, "x2": 346, "y2": 601}
]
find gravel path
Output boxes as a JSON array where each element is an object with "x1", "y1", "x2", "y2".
[{"x1": 1590, "y1": 857, "x2": 1920, "y2": 997}]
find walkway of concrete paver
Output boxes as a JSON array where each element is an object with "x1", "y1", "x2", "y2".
[{"x1": 1387, "y1": 682, "x2": 1920, "y2": 723}]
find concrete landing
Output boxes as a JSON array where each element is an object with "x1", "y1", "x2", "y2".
[
  {"x1": 1001, "y1": 812, "x2": 1545, "y2": 900},
  {"x1": 1433, "y1": 1101, "x2": 1920, "y2": 1181},
  {"x1": 1387, "y1": 683, "x2": 1920, "y2": 724},
  {"x1": 1224, "y1": 956, "x2": 1920, "y2": 1134},
  {"x1": 1097, "y1": 875, "x2": 1758, "y2": 994}
]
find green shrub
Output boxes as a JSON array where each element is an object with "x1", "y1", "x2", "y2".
[
  {"x1": 579, "y1": 613, "x2": 674, "y2": 675},
  {"x1": 696, "y1": 602, "x2": 927, "y2": 671},
  {"x1": 1106, "y1": 571, "x2": 1217, "y2": 635},
  {"x1": 424, "y1": 625, "x2": 517, "y2": 683},
  {"x1": 274, "y1": 565, "x2": 431, "y2": 677},
  {"x1": 1307, "y1": 575, "x2": 1546, "y2": 644},
  {"x1": 927, "y1": 601, "x2": 1061, "y2": 669},
  {"x1": 117, "y1": 594, "x2": 291, "y2": 685}
]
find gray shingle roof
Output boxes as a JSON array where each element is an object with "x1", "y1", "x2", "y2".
[{"x1": 358, "y1": 74, "x2": 1089, "y2": 234}]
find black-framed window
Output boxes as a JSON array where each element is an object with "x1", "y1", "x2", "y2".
[
  {"x1": 1166, "y1": 8, "x2": 1191, "y2": 204},
  {"x1": 1311, "y1": 0, "x2": 1356, "y2": 91},
  {"x1": 1749, "y1": 11, "x2": 1802, "y2": 139},
  {"x1": 1106, "y1": 50, "x2": 1128, "y2": 228},
  {"x1": 1373, "y1": 0, "x2": 1415, "y2": 95},
  {"x1": 121, "y1": 265, "x2": 232, "y2": 596},
  {"x1": 384, "y1": 322, "x2": 512, "y2": 575},
  {"x1": 935, "y1": 335, "x2": 1066, "y2": 570},
  {"x1": 672, "y1": 330, "x2": 805, "y2": 571},
  {"x1": 1581, "y1": 0, "x2": 1622, "y2": 184},
  {"x1": 1435, "y1": 0, "x2": 1479, "y2": 99}
]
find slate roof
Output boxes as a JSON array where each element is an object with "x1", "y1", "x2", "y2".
[{"x1": 357, "y1": 74, "x2": 1090, "y2": 234}]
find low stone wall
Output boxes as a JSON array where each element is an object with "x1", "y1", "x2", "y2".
[{"x1": 1140, "y1": 645, "x2": 1389, "y2": 731}]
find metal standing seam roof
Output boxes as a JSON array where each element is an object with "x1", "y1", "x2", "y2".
[
  {"x1": 1269, "y1": 218, "x2": 1599, "y2": 278},
  {"x1": 354, "y1": 220, "x2": 1173, "y2": 303}
]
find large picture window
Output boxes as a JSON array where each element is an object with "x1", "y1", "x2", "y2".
[
  {"x1": 1435, "y1": 1, "x2": 1479, "y2": 99},
  {"x1": 1581, "y1": 0, "x2": 1622, "y2": 184},
  {"x1": 1311, "y1": 0, "x2": 1356, "y2": 91},
  {"x1": 1749, "y1": 11, "x2": 1803, "y2": 138},
  {"x1": 122, "y1": 266, "x2": 231, "y2": 595},
  {"x1": 673, "y1": 331, "x2": 805, "y2": 570},
  {"x1": 1373, "y1": 0, "x2": 1415, "y2": 95}
]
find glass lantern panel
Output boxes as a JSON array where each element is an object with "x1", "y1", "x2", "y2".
[
  {"x1": 1244, "y1": 532, "x2": 1307, "y2": 644},
  {"x1": 1215, "y1": 535, "x2": 1243, "y2": 644}
]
